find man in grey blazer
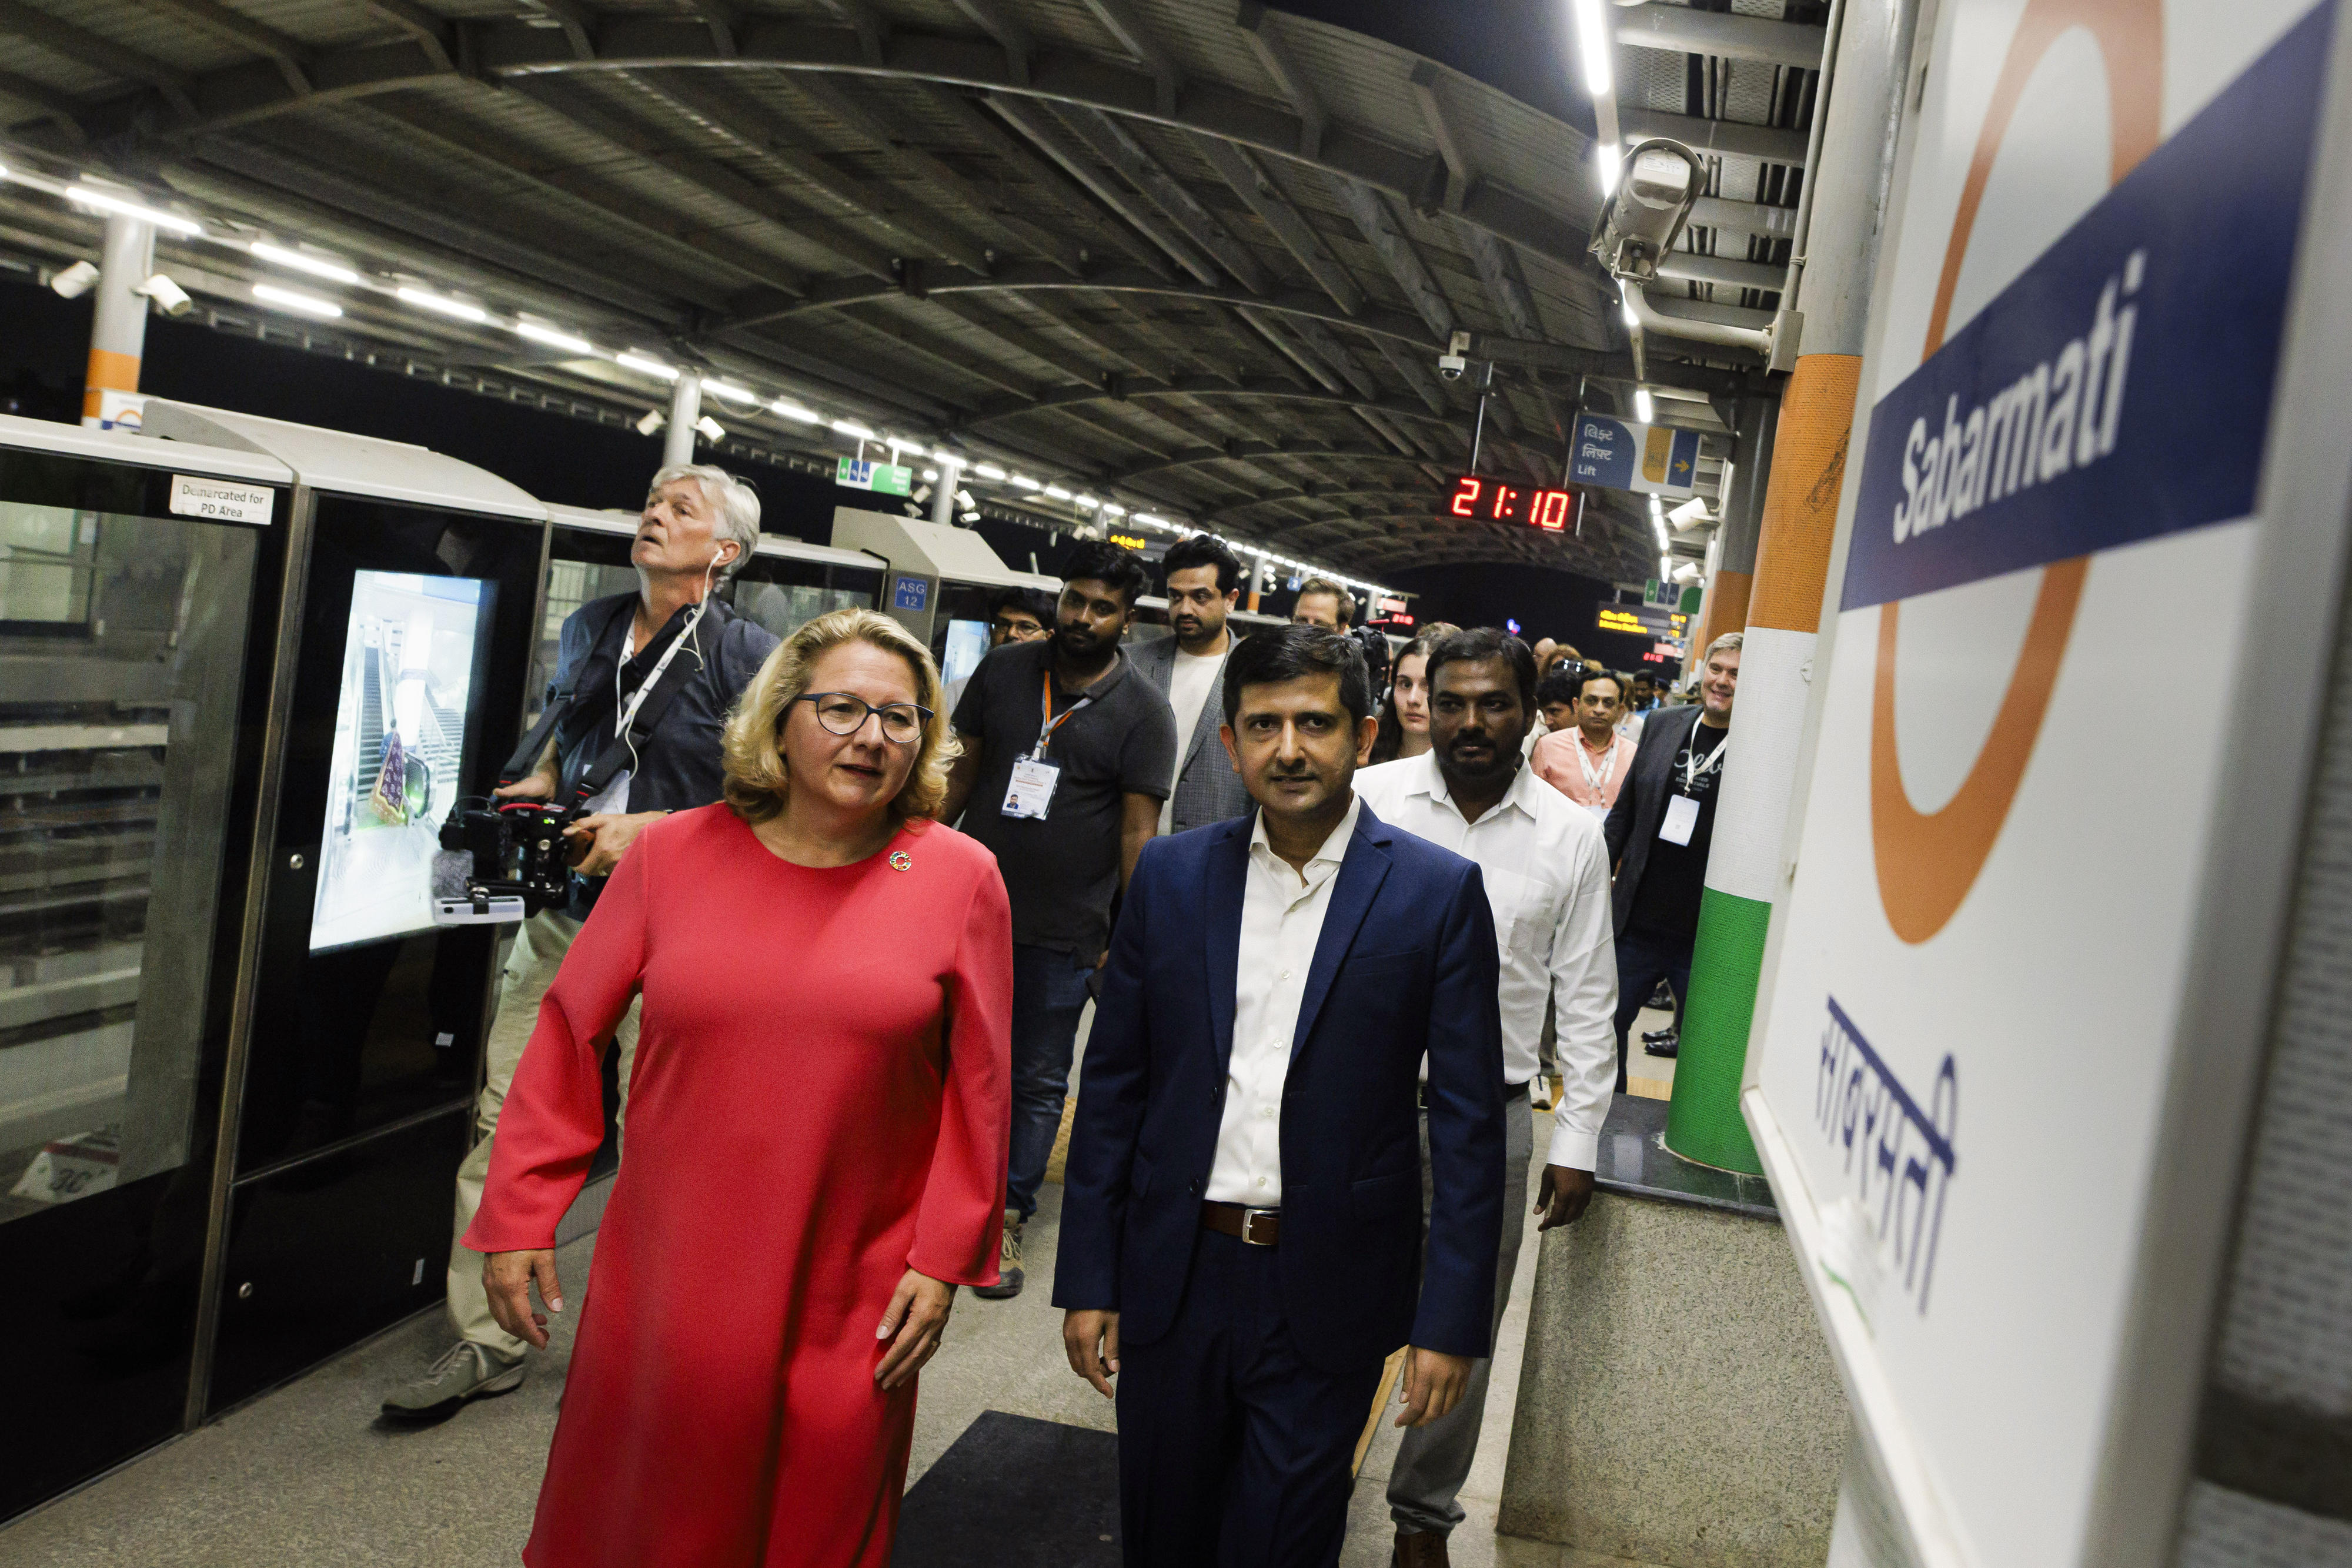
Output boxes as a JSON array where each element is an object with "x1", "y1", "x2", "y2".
[{"x1": 1132, "y1": 534, "x2": 1255, "y2": 834}]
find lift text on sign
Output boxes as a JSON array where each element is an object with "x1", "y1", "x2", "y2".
[{"x1": 1446, "y1": 475, "x2": 1582, "y2": 531}]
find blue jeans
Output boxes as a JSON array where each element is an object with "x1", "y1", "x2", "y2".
[
  {"x1": 1006, "y1": 942, "x2": 1096, "y2": 1221},
  {"x1": 1612, "y1": 926, "x2": 1694, "y2": 1092}
]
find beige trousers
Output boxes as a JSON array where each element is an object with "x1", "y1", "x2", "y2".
[{"x1": 445, "y1": 908, "x2": 640, "y2": 1356}]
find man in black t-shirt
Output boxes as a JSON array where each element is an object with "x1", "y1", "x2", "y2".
[
  {"x1": 942, "y1": 541, "x2": 1177, "y2": 1299},
  {"x1": 1599, "y1": 633, "x2": 1741, "y2": 1091}
]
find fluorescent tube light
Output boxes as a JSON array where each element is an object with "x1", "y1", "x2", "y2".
[
  {"x1": 251, "y1": 242, "x2": 358, "y2": 285},
  {"x1": 771, "y1": 400, "x2": 820, "y2": 423},
  {"x1": 252, "y1": 283, "x2": 342, "y2": 318},
  {"x1": 830, "y1": 419, "x2": 877, "y2": 439},
  {"x1": 515, "y1": 321, "x2": 594, "y2": 353},
  {"x1": 67, "y1": 185, "x2": 202, "y2": 235},
  {"x1": 616, "y1": 352, "x2": 680, "y2": 381},
  {"x1": 396, "y1": 287, "x2": 489, "y2": 323}
]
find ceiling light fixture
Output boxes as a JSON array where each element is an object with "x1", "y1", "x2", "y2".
[
  {"x1": 396, "y1": 286, "x2": 489, "y2": 323},
  {"x1": 1571, "y1": 0, "x2": 1614, "y2": 99},
  {"x1": 1010, "y1": 474, "x2": 1041, "y2": 491},
  {"x1": 771, "y1": 400, "x2": 820, "y2": 423},
  {"x1": 973, "y1": 463, "x2": 1008, "y2": 480},
  {"x1": 514, "y1": 321, "x2": 594, "y2": 354},
  {"x1": 66, "y1": 185, "x2": 203, "y2": 236},
  {"x1": 1044, "y1": 484, "x2": 1073, "y2": 501},
  {"x1": 1635, "y1": 387, "x2": 1655, "y2": 423},
  {"x1": 615, "y1": 352, "x2": 679, "y2": 380},
  {"x1": 830, "y1": 419, "x2": 877, "y2": 440},
  {"x1": 702, "y1": 379, "x2": 759, "y2": 404},
  {"x1": 250, "y1": 242, "x2": 359, "y2": 285},
  {"x1": 252, "y1": 282, "x2": 342, "y2": 318}
]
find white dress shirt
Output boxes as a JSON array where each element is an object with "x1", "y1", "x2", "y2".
[
  {"x1": 1355, "y1": 753, "x2": 1618, "y2": 1171},
  {"x1": 1204, "y1": 794, "x2": 1362, "y2": 1206}
]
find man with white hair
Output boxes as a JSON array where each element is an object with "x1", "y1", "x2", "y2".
[{"x1": 384, "y1": 463, "x2": 780, "y2": 1422}]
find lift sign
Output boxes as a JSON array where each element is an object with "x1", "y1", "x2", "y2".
[
  {"x1": 1446, "y1": 475, "x2": 1580, "y2": 531},
  {"x1": 168, "y1": 474, "x2": 275, "y2": 526}
]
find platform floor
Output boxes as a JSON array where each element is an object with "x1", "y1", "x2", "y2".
[{"x1": 2, "y1": 1018, "x2": 1680, "y2": 1568}]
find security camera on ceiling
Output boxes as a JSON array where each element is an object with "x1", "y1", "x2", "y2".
[
  {"x1": 635, "y1": 409, "x2": 666, "y2": 436},
  {"x1": 1589, "y1": 139, "x2": 1705, "y2": 282},
  {"x1": 134, "y1": 274, "x2": 193, "y2": 317},
  {"x1": 694, "y1": 415, "x2": 724, "y2": 442},
  {"x1": 49, "y1": 260, "x2": 100, "y2": 299}
]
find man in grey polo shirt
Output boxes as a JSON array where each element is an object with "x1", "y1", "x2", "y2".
[{"x1": 943, "y1": 540, "x2": 1177, "y2": 1298}]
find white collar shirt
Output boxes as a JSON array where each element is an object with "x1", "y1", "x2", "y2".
[
  {"x1": 1354, "y1": 753, "x2": 1618, "y2": 1171},
  {"x1": 1204, "y1": 794, "x2": 1362, "y2": 1207}
]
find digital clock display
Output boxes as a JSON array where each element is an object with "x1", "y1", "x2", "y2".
[{"x1": 1447, "y1": 475, "x2": 1581, "y2": 531}]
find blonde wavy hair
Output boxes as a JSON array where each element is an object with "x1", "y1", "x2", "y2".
[{"x1": 721, "y1": 608, "x2": 961, "y2": 825}]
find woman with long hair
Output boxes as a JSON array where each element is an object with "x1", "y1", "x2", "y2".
[
  {"x1": 1371, "y1": 623, "x2": 1459, "y2": 764},
  {"x1": 469, "y1": 608, "x2": 1013, "y2": 1567}
]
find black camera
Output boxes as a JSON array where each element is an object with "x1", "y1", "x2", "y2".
[{"x1": 437, "y1": 799, "x2": 584, "y2": 918}]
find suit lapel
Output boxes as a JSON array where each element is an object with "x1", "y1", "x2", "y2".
[
  {"x1": 1205, "y1": 818, "x2": 1250, "y2": 1074},
  {"x1": 1289, "y1": 809, "x2": 1391, "y2": 1057},
  {"x1": 1181, "y1": 664, "x2": 1223, "y2": 771}
]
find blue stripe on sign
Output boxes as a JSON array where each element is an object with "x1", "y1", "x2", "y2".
[{"x1": 1841, "y1": 0, "x2": 2333, "y2": 612}]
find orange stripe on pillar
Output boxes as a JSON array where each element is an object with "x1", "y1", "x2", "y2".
[
  {"x1": 82, "y1": 347, "x2": 143, "y2": 418},
  {"x1": 1694, "y1": 570, "x2": 1752, "y2": 658},
  {"x1": 1747, "y1": 355, "x2": 1863, "y2": 633}
]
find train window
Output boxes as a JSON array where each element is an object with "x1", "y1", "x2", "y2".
[{"x1": 0, "y1": 504, "x2": 100, "y2": 633}]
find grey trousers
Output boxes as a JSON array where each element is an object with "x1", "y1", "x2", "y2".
[
  {"x1": 445, "y1": 908, "x2": 640, "y2": 1358},
  {"x1": 1388, "y1": 1095, "x2": 1535, "y2": 1537}
]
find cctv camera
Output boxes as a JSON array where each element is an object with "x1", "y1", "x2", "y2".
[
  {"x1": 635, "y1": 409, "x2": 666, "y2": 436},
  {"x1": 50, "y1": 260, "x2": 101, "y2": 300},
  {"x1": 1589, "y1": 139, "x2": 1705, "y2": 282},
  {"x1": 135, "y1": 274, "x2": 193, "y2": 317},
  {"x1": 694, "y1": 415, "x2": 725, "y2": 442},
  {"x1": 1438, "y1": 353, "x2": 1467, "y2": 382}
]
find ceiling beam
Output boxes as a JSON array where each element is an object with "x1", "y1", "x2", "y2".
[
  {"x1": 987, "y1": 95, "x2": 1220, "y2": 283},
  {"x1": 1234, "y1": 1, "x2": 1324, "y2": 160},
  {"x1": 0, "y1": 0, "x2": 196, "y2": 116},
  {"x1": 1618, "y1": 108, "x2": 1810, "y2": 166},
  {"x1": 0, "y1": 68, "x2": 87, "y2": 141},
  {"x1": 1406, "y1": 62, "x2": 1472, "y2": 213},
  {"x1": 1334, "y1": 177, "x2": 1456, "y2": 342},
  {"x1": 944, "y1": 0, "x2": 1033, "y2": 83},
  {"x1": 1195, "y1": 138, "x2": 1363, "y2": 315},
  {"x1": 146, "y1": 0, "x2": 313, "y2": 95},
  {"x1": 1058, "y1": 106, "x2": 1272, "y2": 294},
  {"x1": 520, "y1": 0, "x2": 596, "y2": 62},
  {"x1": 1078, "y1": 0, "x2": 1182, "y2": 115},
  {"x1": 1106, "y1": 442, "x2": 1441, "y2": 485},
  {"x1": 68, "y1": 15, "x2": 1600, "y2": 272},
  {"x1": 360, "y1": 0, "x2": 456, "y2": 73},
  {"x1": 1614, "y1": 4, "x2": 1828, "y2": 69},
  {"x1": 956, "y1": 376, "x2": 1461, "y2": 434}
]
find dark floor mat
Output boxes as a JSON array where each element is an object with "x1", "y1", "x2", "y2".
[{"x1": 891, "y1": 1410, "x2": 1120, "y2": 1566}]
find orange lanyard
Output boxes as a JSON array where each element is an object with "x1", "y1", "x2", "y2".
[{"x1": 1035, "y1": 669, "x2": 1093, "y2": 758}]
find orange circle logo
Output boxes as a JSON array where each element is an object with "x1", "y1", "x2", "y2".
[{"x1": 1870, "y1": 0, "x2": 2162, "y2": 942}]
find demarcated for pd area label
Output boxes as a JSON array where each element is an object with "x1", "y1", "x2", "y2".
[{"x1": 168, "y1": 474, "x2": 275, "y2": 525}]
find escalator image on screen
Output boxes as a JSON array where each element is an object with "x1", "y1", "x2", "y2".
[{"x1": 310, "y1": 571, "x2": 492, "y2": 951}]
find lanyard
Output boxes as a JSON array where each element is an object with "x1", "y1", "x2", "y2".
[
  {"x1": 1575, "y1": 730, "x2": 1624, "y2": 795},
  {"x1": 613, "y1": 599, "x2": 709, "y2": 742},
  {"x1": 1679, "y1": 726, "x2": 1729, "y2": 793},
  {"x1": 1034, "y1": 668, "x2": 1094, "y2": 758}
]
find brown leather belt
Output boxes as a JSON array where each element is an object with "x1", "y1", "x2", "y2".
[{"x1": 1200, "y1": 1201, "x2": 1281, "y2": 1246}]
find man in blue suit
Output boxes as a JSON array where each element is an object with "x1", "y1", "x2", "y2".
[{"x1": 1057, "y1": 626, "x2": 1508, "y2": 1566}]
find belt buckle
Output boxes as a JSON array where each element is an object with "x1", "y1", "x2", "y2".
[{"x1": 1240, "y1": 1207, "x2": 1278, "y2": 1246}]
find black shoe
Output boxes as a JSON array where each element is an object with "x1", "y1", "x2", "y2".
[
  {"x1": 971, "y1": 1210, "x2": 1025, "y2": 1300},
  {"x1": 1646, "y1": 980, "x2": 1675, "y2": 1008},
  {"x1": 1642, "y1": 1028, "x2": 1679, "y2": 1059}
]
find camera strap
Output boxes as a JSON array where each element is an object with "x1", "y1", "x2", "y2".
[{"x1": 497, "y1": 595, "x2": 720, "y2": 805}]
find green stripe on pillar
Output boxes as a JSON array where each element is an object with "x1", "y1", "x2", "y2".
[{"x1": 1663, "y1": 888, "x2": 1772, "y2": 1174}]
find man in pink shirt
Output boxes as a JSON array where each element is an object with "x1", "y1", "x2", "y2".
[{"x1": 1531, "y1": 668, "x2": 1635, "y2": 818}]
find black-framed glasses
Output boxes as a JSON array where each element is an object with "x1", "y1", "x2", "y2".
[{"x1": 794, "y1": 691, "x2": 931, "y2": 744}]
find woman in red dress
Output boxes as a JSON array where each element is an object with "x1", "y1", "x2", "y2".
[{"x1": 468, "y1": 607, "x2": 1012, "y2": 1567}]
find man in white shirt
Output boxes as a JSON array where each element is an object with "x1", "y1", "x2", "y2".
[
  {"x1": 1355, "y1": 627, "x2": 1616, "y2": 1565},
  {"x1": 1056, "y1": 626, "x2": 1507, "y2": 1567},
  {"x1": 1131, "y1": 534, "x2": 1254, "y2": 833}
]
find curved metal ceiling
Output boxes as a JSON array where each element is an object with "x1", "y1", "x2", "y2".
[{"x1": 0, "y1": 0, "x2": 1781, "y2": 580}]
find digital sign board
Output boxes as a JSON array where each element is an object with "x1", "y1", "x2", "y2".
[{"x1": 1446, "y1": 475, "x2": 1582, "y2": 531}]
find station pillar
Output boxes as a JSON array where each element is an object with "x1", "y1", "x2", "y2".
[
  {"x1": 1665, "y1": 0, "x2": 1922, "y2": 1172},
  {"x1": 1689, "y1": 394, "x2": 1773, "y2": 670},
  {"x1": 83, "y1": 213, "x2": 154, "y2": 429},
  {"x1": 932, "y1": 456, "x2": 963, "y2": 527},
  {"x1": 662, "y1": 370, "x2": 701, "y2": 467}
]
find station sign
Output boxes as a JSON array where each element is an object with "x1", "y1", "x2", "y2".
[
  {"x1": 1570, "y1": 414, "x2": 1700, "y2": 497},
  {"x1": 1445, "y1": 474, "x2": 1582, "y2": 531},
  {"x1": 836, "y1": 457, "x2": 913, "y2": 496}
]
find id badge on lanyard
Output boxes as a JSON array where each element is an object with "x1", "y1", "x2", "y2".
[
  {"x1": 1003, "y1": 670, "x2": 1090, "y2": 820},
  {"x1": 1659, "y1": 729, "x2": 1726, "y2": 846}
]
